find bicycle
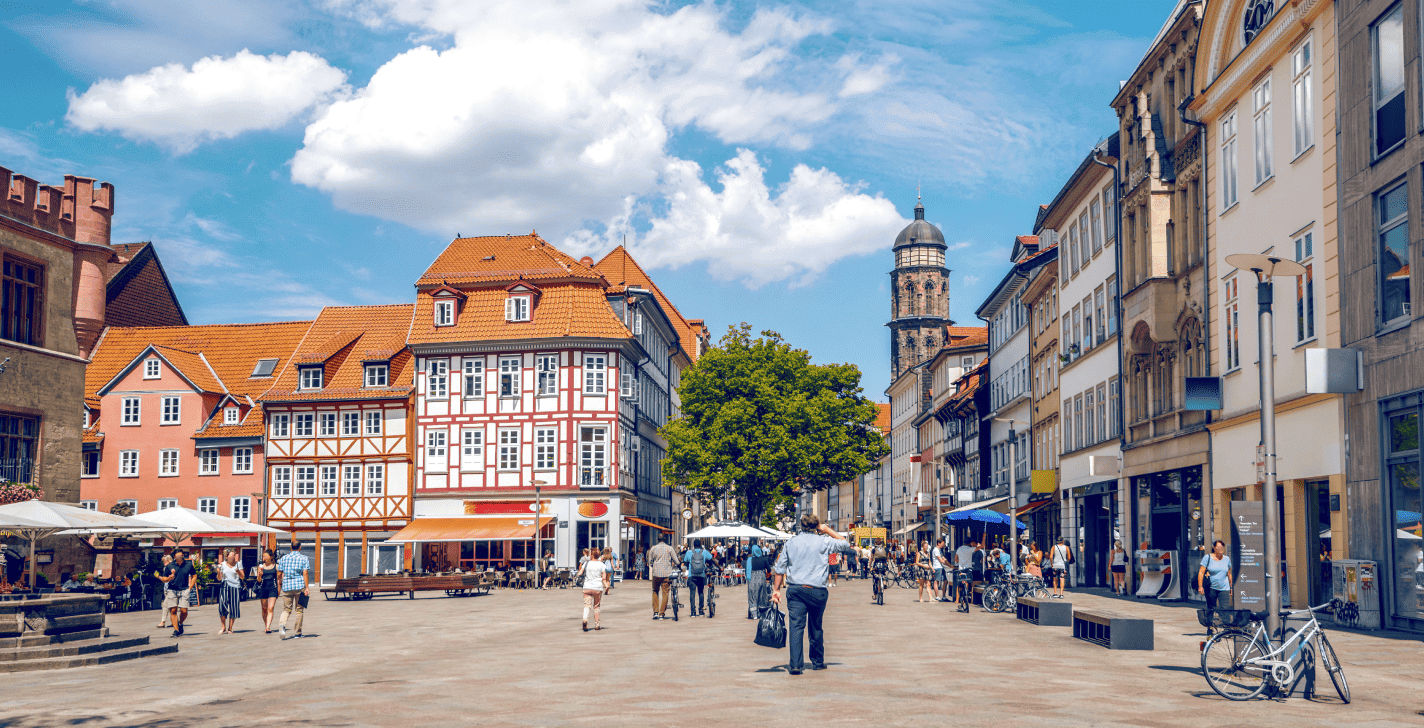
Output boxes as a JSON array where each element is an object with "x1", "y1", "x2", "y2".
[
  {"x1": 983, "y1": 570, "x2": 1048, "y2": 613},
  {"x1": 706, "y1": 580, "x2": 717, "y2": 618},
  {"x1": 1200, "y1": 602, "x2": 1349, "y2": 703},
  {"x1": 892, "y1": 564, "x2": 917, "y2": 589},
  {"x1": 953, "y1": 568, "x2": 974, "y2": 613},
  {"x1": 667, "y1": 573, "x2": 685, "y2": 622},
  {"x1": 871, "y1": 563, "x2": 888, "y2": 605}
]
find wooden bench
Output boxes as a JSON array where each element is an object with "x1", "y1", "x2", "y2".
[
  {"x1": 321, "y1": 574, "x2": 492, "y2": 600},
  {"x1": 1072, "y1": 609, "x2": 1153, "y2": 650},
  {"x1": 1016, "y1": 595, "x2": 1072, "y2": 626}
]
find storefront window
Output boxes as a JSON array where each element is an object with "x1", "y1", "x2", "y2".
[
  {"x1": 1136, "y1": 477, "x2": 1152, "y2": 550},
  {"x1": 1385, "y1": 403, "x2": 1423, "y2": 620}
]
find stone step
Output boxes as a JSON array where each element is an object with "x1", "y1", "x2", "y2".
[
  {"x1": 0, "y1": 627, "x2": 108, "y2": 649},
  {"x1": 0, "y1": 635, "x2": 151, "y2": 662},
  {"x1": 0, "y1": 642, "x2": 178, "y2": 673}
]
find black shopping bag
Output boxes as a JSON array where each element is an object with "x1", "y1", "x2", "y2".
[{"x1": 754, "y1": 605, "x2": 786, "y2": 649}]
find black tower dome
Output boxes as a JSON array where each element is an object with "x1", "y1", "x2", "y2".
[{"x1": 893, "y1": 201, "x2": 947, "y2": 250}]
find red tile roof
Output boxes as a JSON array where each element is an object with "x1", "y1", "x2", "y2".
[
  {"x1": 594, "y1": 246, "x2": 705, "y2": 361},
  {"x1": 874, "y1": 403, "x2": 892, "y2": 433},
  {"x1": 408, "y1": 282, "x2": 631, "y2": 345},
  {"x1": 149, "y1": 345, "x2": 226, "y2": 394},
  {"x1": 417, "y1": 234, "x2": 603, "y2": 286},
  {"x1": 87, "y1": 321, "x2": 314, "y2": 403},
  {"x1": 262, "y1": 304, "x2": 417, "y2": 402},
  {"x1": 105, "y1": 242, "x2": 188, "y2": 327},
  {"x1": 194, "y1": 402, "x2": 267, "y2": 439}
]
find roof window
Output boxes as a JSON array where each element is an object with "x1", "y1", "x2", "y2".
[{"x1": 251, "y1": 359, "x2": 279, "y2": 377}]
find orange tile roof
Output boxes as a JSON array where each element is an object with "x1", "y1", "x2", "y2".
[
  {"x1": 417, "y1": 234, "x2": 603, "y2": 286},
  {"x1": 82, "y1": 421, "x2": 103, "y2": 444},
  {"x1": 594, "y1": 246, "x2": 704, "y2": 361},
  {"x1": 150, "y1": 345, "x2": 226, "y2": 394},
  {"x1": 874, "y1": 403, "x2": 892, "y2": 433},
  {"x1": 194, "y1": 402, "x2": 266, "y2": 439},
  {"x1": 262, "y1": 304, "x2": 417, "y2": 402},
  {"x1": 87, "y1": 321, "x2": 314, "y2": 403},
  {"x1": 408, "y1": 282, "x2": 631, "y2": 346},
  {"x1": 105, "y1": 242, "x2": 188, "y2": 328}
]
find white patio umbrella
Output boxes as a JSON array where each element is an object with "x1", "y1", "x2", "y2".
[
  {"x1": 684, "y1": 521, "x2": 792, "y2": 541},
  {"x1": 132, "y1": 507, "x2": 286, "y2": 546},
  {"x1": 0, "y1": 500, "x2": 167, "y2": 589}
]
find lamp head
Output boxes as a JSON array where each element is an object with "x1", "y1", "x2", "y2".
[{"x1": 1224, "y1": 254, "x2": 1306, "y2": 280}]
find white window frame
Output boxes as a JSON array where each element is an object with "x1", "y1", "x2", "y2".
[
  {"x1": 300, "y1": 367, "x2": 323, "y2": 391},
  {"x1": 505, "y1": 295, "x2": 531, "y2": 322},
  {"x1": 342, "y1": 411, "x2": 360, "y2": 436},
  {"x1": 320, "y1": 464, "x2": 339, "y2": 496},
  {"x1": 82, "y1": 451, "x2": 99, "y2": 478},
  {"x1": 119, "y1": 450, "x2": 139, "y2": 477},
  {"x1": 499, "y1": 356, "x2": 521, "y2": 397},
  {"x1": 158, "y1": 498, "x2": 178, "y2": 510},
  {"x1": 224, "y1": 406, "x2": 239, "y2": 424},
  {"x1": 270, "y1": 414, "x2": 289, "y2": 438},
  {"x1": 1221, "y1": 112, "x2": 1239, "y2": 209},
  {"x1": 1089, "y1": 199, "x2": 1103, "y2": 253},
  {"x1": 427, "y1": 359, "x2": 448, "y2": 399},
  {"x1": 294, "y1": 413, "x2": 314, "y2": 437},
  {"x1": 1252, "y1": 78, "x2": 1273, "y2": 186},
  {"x1": 199, "y1": 448, "x2": 219, "y2": 475},
  {"x1": 121, "y1": 397, "x2": 140, "y2": 426},
  {"x1": 143, "y1": 358, "x2": 160, "y2": 379},
  {"x1": 343, "y1": 464, "x2": 362, "y2": 496},
  {"x1": 434, "y1": 299, "x2": 455, "y2": 327},
  {"x1": 365, "y1": 411, "x2": 383, "y2": 436},
  {"x1": 159, "y1": 449, "x2": 179, "y2": 477},
  {"x1": 77, "y1": 499, "x2": 97, "y2": 511},
  {"x1": 273, "y1": 466, "x2": 292, "y2": 497},
  {"x1": 160, "y1": 396, "x2": 181, "y2": 425},
  {"x1": 117, "y1": 499, "x2": 137, "y2": 514},
  {"x1": 535, "y1": 354, "x2": 558, "y2": 396},
  {"x1": 426, "y1": 429, "x2": 448, "y2": 469},
  {"x1": 534, "y1": 426, "x2": 557, "y2": 470},
  {"x1": 197, "y1": 497, "x2": 217, "y2": 514},
  {"x1": 295, "y1": 466, "x2": 317, "y2": 497},
  {"x1": 1292, "y1": 37, "x2": 1314, "y2": 157},
  {"x1": 583, "y1": 354, "x2": 606, "y2": 394},
  {"x1": 233, "y1": 447, "x2": 253, "y2": 474},
  {"x1": 231, "y1": 496, "x2": 251, "y2": 522},
  {"x1": 319, "y1": 412, "x2": 338, "y2": 437},
  {"x1": 463, "y1": 359, "x2": 484, "y2": 398},
  {"x1": 461, "y1": 428, "x2": 484, "y2": 471},
  {"x1": 498, "y1": 429, "x2": 520, "y2": 471},
  {"x1": 1294, "y1": 229, "x2": 1316, "y2": 343},
  {"x1": 365, "y1": 464, "x2": 384, "y2": 496},
  {"x1": 579, "y1": 425, "x2": 608, "y2": 487},
  {"x1": 365, "y1": 364, "x2": 389, "y2": 388},
  {"x1": 1224, "y1": 275, "x2": 1242, "y2": 371}
]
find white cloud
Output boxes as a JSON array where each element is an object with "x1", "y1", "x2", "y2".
[
  {"x1": 565, "y1": 150, "x2": 906, "y2": 287},
  {"x1": 67, "y1": 50, "x2": 349, "y2": 154},
  {"x1": 836, "y1": 54, "x2": 896, "y2": 98}
]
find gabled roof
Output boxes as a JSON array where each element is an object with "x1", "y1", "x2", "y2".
[
  {"x1": 87, "y1": 321, "x2": 314, "y2": 403},
  {"x1": 105, "y1": 242, "x2": 188, "y2": 328},
  {"x1": 417, "y1": 234, "x2": 603, "y2": 286},
  {"x1": 94, "y1": 344, "x2": 227, "y2": 397},
  {"x1": 262, "y1": 304, "x2": 416, "y2": 402},
  {"x1": 408, "y1": 282, "x2": 631, "y2": 346},
  {"x1": 594, "y1": 246, "x2": 702, "y2": 361},
  {"x1": 194, "y1": 402, "x2": 266, "y2": 439}
]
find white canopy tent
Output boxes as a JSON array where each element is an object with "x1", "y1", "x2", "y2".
[
  {"x1": 683, "y1": 521, "x2": 792, "y2": 541},
  {"x1": 132, "y1": 507, "x2": 287, "y2": 546},
  {"x1": 0, "y1": 500, "x2": 167, "y2": 589}
]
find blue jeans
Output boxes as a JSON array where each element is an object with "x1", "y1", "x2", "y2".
[
  {"x1": 786, "y1": 585, "x2": 828, "y2": 671},
  {"x1": 688, "y1": 575, "x2": 707, "y2": 613}
]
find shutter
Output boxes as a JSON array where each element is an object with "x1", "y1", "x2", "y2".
[{"x1": 504, "y1": 297, "x2": 514, "y2": 321}]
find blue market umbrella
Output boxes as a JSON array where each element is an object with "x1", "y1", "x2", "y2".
[{"x1": 945, "y1": 509, "x2": 1026, "y2": 530}]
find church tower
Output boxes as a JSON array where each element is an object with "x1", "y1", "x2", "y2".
[{"x1": 888, "y1": 200, "x2": 953, "y2": 379}]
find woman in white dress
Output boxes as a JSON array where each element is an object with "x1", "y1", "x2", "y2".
[{"x1": 576, "y1": 551, "x2": 610, "y2": 632}]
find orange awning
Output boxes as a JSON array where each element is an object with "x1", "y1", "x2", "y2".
[
  {"x1": 624, "y1": 516, "x2": 671, "y2": 532},
  {"x1": 386, "y1": 517, "x2": 547, "y2": 543}
]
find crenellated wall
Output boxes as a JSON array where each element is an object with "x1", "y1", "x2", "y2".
[{"x1": 1, "y1": 168, "x2": 114, "y2": 247}]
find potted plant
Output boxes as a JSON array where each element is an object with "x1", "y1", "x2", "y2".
[{"x1": 0, "y1": 481, "x2": 43, "y2": 505}]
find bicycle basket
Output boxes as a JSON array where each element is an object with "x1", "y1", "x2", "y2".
[{"x1": 1196, "y1": 608, "x2": 1253, "y2": 629}]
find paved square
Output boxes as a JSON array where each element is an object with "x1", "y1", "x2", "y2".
[{"x1": 2, "y1": 579, "x2": 1421, "y2": 727}]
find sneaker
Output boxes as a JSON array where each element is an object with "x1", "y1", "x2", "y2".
[
  {"x1": 177, "y1": 624, "x2": 184, "y2": 635},
  {"x1": 293, "y1": 634, "x2": 303, "y2": 639},
  {"x1": 652, "y1": 614, "x2": 660, "y2": 621},
  {"x1": 279, "y1": 625, "x2": 287, "y2": 638},
  {"x1": 171, "y1": 629, "x2": 180, "y2": 638}
]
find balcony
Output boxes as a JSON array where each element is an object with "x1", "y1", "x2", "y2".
[
  {"x1": 0, "y1": 457, "x2": 33, "y2": 484},
  {"x1": 580, "y1": 467, "x2": 612, "y2": 489}
]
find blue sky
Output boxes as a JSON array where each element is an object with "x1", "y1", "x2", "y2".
[{"x1": 1, "y1": 0, "x2": 1175, "y2": 400}]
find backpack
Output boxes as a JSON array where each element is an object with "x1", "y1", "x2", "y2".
[
  {"x1": 971, "y1": 549, "x2": 985, "y2": 572},
  {"x1": 689, "y1": 549, "x2": 707, "y2": 576}
]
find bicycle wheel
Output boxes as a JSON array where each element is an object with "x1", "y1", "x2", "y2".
[
  {"x1": 671, "y1": 589, "x2": 679, "y2": 621},
  {"x1": 1030, "y1": 586, "x2": 1050, "y2": 599},
  {"x1": 1201, "y1": 630, "x2": 1270, "y2": 701},
  {"x1": 708, "y1": 588, "x2": 716, "y2": 618},
  {"x1": 876, "y1": 583, "x2": 884, "y2": 605},
  {"x1": 983, "y1": 585, "x2": 1005, "y2": 613},
  {"x1": 1317, "y1": 634, "x2": 1350, "y2": 704}
]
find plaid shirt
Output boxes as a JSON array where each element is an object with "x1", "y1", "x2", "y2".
[
  {"x1": 277, "y1": 550, "x2": 312, "y2": 592},
  {"x1": 647, "y1": 543, "x2": 678, "y2": 578}
]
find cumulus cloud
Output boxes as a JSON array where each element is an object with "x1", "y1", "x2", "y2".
[
  {"x1": 566, "y1": 150, "x2": 907, "y2": 287},
  {"x1": 67, "y1": 50, "x2": 349, "y2": 153}
]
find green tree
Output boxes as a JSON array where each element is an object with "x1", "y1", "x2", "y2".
[{"x1": 662, "y1": 324, "x2": 889, "y2": 526}]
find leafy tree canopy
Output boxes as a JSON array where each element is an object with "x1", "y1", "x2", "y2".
[{"x1": 662, "y1": 324, "x2": 889, "y2": 526}]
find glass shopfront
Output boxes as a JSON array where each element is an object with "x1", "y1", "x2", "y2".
[
  {"x1": 1132, "y1": 465, "x2": 1204, "y2": 600},
  {"x1": 1074, "y1": 482, "x2": 1120, "y2": 589},
  {"x1": 1383, "y1": 398, "x2": 1424, "y2": 627}
]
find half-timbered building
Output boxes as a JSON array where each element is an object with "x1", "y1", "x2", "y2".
[{"x1": 259, "y1": 304, "x2": 416, "y2": 584}]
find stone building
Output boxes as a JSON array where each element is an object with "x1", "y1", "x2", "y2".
[{"x1": 888, "y1": 201, "x2": 953, "y2": 379}]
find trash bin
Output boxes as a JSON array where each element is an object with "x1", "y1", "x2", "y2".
[{"x1": 1331, "y1": 559, "x2": 1379, "y2": 630}]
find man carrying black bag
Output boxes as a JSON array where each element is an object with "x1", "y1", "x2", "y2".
[{"x1": 769, "y1": 514, "x2": 857, "y2": 675}]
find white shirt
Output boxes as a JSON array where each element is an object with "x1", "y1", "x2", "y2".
[
  {"x1": 954, "y1": 545, "x2": 975, "y2": 570},
  {"x1": 1051, "y1": 544, "x2": 1070, "y2": 569},
  {"x1": 930, "y1": 546, "x2": 946, "y2": 570},
  {"x1": 582, "y1": 560, "x2": 607, "y2": 590}
]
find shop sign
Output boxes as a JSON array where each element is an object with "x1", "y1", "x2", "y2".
[
  {"x1": 558, "y1": 520, "x2": 569, "y2": 528},
  {"x1": 577, "y1": 501, "x2": 609, "y2": 519},
  {"x1": 1231, "y1": 500, "x2": 1266, "y2": 610},
  {"x1": 466, "y1": 500, "x2": 552, "y2": 515}
]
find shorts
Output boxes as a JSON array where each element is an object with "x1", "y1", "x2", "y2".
[
  {"x1": 829, "y1": 564, "x2": 840, "y2": 574},
  {"x1": 162, "y1": 588, "x2": 190, "y2": 611},
  {"x1": 934, "y1": 569, "x2": 947, "y2": 583},
  {"x1": 1111, "y1": 565, "x2": 1126, "y2": 573}
]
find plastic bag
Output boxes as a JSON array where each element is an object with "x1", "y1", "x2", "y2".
[{"x1": 754, "y1": 604, "x2": 786, "y2": 649}]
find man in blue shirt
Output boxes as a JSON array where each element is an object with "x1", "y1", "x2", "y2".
[
  {"x1": 276, "y1": 545, "x2": 313, "y2": 640},
  {"x1": 683, "y1": 539, "x2": 714, "y2": 617},
  {"x1": 745, "y1": 537, "x2": 766, "y2": 619},
  {"x1": 771, "y1": 514, "x2": 858, "y2": 675}
]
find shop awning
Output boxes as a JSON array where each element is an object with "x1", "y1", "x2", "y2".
[
  {"x1": 1015, "y1": 499, "x2": 1054, "y2": 517},
  {"x1": 385, "y1": 517, "x2": 547, "y2": 543},
  {"x1": 892, "y1": 522, "x2": 927, "y2": 536},
  {"x1": 623, "y1": 516, "x2": 671, "y2": 532},
  {"x1": 946, "y1": 495, "x2": 1009, "y2": 514}
]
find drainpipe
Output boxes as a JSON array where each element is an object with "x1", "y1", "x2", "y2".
[{"x1": 1089, "y1": 144, "x2": 1126, "y2": 592}]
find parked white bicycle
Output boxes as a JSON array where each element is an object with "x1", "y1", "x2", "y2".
[{"x1": 1199, "y1": 602, "x2": 1349, "y2": 703}]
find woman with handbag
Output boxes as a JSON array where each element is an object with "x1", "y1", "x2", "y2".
[
  {"x1": 1109, "y1": 540, "x2": 1129, "y2": 595},
  {"x1": 914, "y1": 543, "x2": 931, "y2": 602},
  {"x1": 216, "y1": 549, "x2": 244, "y2": 635},
  {"x1": 1048, "y1": 538, "x2": 1073, "y2": 599},
  {"x1": 576, "y1": 550, "x2": 609, "y2": 631},
  {"x1": 1024, "y1": 542, "x2": 1042, "y2": 579},
  {"x1": 253, "y1": 549, "x2": 280, "y2": 634}
]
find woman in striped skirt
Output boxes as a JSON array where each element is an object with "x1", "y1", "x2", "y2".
[{"x1": 216, "y1": 549, "x2": 244, "y2": 635}]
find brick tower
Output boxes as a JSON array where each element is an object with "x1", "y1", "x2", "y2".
[{"x1": 887, "y1": 200, "x2": 952, "y2": 379}]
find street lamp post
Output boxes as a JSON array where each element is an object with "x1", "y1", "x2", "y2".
[
  {"x1": 995, "y1": 417, "x2": 1027, "y2": 574},
  {"x1": 1224, "y1": 254, "x2": 1306, "y2": 643},
  {"x1": 531, "y1": 479, "x2": 548, "y2": 570}
]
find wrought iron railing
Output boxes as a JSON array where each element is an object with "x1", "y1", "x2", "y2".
[{"x1": 0, "y1": 457, "x2": 34, "y2": 484}]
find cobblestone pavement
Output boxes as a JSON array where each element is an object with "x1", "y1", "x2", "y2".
[{"x1": 1, "y1": 578, "x2": 1421, "y2": 727}]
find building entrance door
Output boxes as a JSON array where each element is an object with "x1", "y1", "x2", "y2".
[{"x1": 1081, "y1": 493, "x2": 1110, "y2": 589}]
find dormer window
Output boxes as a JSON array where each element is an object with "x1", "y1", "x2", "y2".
[
  {"x1": 299, "y1": 366, "x2": 323, "y2": 390},
  {"x1": 251, "y1": 358, "x2": 279, "y2": 377},
  {"x1": 224, "y1": 407, "x2": 239, "y2": 424},
  {"x1": 144, "y1": 358, "x2": 160, "y2": 379},
  {"x1": 434, "y1": 300, "x2": 455, "y2": 326},
  {"x1": 505, "y1": 295, "x2": 530, "y2": 322},
  {"x1": 365, "y1": 364, "x2": 389, "y2": 387}
]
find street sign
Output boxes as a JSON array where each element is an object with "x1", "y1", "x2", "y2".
[
  {"x1": 1232, "y1": 500, "x2": 1266, "y2": 611},
  {"x1": 1254, "y1": 444, "x2": 1265, "y2": 485}
]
